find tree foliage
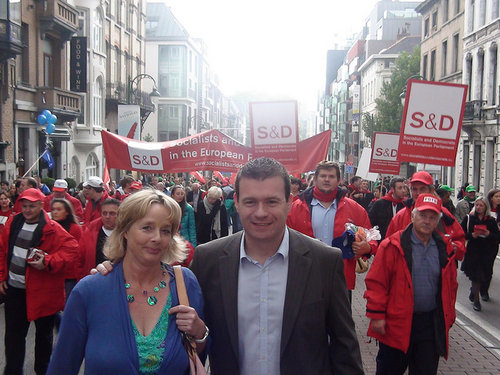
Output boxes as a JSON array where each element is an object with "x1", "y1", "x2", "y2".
[{"x1": 363, "y1": 46, "x2": 421, "y2": 136}]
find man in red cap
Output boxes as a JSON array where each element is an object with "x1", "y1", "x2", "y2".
[
  {"x1": 43, "y1": 179, "x2": 84, "y2": 222},
  {"x1": 364, "y1": 194, "x2": 459, "y2": 375},
  {"x1": 0, "y1": 188, "x2": 78, "y2": 375},
  {"x1": 386, "y1": 171, "x2": 465, "y2": 260}
]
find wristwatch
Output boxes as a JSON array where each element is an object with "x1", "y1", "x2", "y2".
[{"x1": 194, "y1": 325, "x2": 209, "y2": 344}]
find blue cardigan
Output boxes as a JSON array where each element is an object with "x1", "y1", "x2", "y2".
[
  {"x1": 47, "y1": 262, "x2": 205, "y2": 375},
  {"x1": 180, "y1": 203, "x2": 197, "y2": 247}
]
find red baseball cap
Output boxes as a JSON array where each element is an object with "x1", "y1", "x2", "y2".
[
  {"x1": 410, "y1": 171, "x2": 433, "y2": 186},
  {"x1": 19, "y1": 188, "x2": 46, "y2": 202},
  {"x1": 414, "y1": 194, "x2": 442, "y2": 214}
]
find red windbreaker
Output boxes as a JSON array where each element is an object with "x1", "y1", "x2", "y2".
[
  {"x1": 286, "y1": 187, "x2": 377, "y2": 290},
  {"x1": 364, "y1": 226, "x2": 458, "y2": 358},
  {"x1": 0, "y1": 211, "x2": 78, "y2": 321},
  {"x1": 83, "y1": 191, "x2": 110, "y2": 226},
  {"x1": 79, "y1": 217, "x2": 103, "y2": 279}
]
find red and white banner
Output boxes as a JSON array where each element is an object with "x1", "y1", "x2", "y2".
[
  {"x1": 249, "y1": 101, "x2": 299, "y2": 163},
  {"x1": 398, "y1": 79, "x2": 468, "y2": 166},
  {"x1": 101, "y1": 129, "x2": 331, "y2": 174},
  {"x1": 370, "y1": 132, "x2": 401, "y2": 175}
]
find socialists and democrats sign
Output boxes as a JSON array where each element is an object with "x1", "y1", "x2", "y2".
[
  {"x1": 101, "y1": 129, "x2": 331, "y2": 174},
  {"x1": 398, "y1": 79, "x2": 468, "y2": 167},
  {"x1": 369, "y1": 132, "x2": 400, "y2": 175},
  {"x1": 249, "y1": 101, "x2": 299, "y2": 163}
]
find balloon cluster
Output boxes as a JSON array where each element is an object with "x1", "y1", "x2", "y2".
[{"x1": 37, "y1": 110, "x2": 57, "y2": 134}]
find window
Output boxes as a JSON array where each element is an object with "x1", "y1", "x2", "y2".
[
  {"x1": 452, "y1": 34, "x2": 459, "y2": 72},
  {"x1": 424, "y1": 17, "x2": 429, "y2": 37},
  {"x1": 16, "y1": 23, "x2": 29, "y2": 85},
  {"x1": 42, "y1": 39, "x2": 53, "y2": 86},
  {"x1": 443, "y1": 0, "x2": 449, "y2": 22},
  {"x1": 430, "y1": 50, "x2": 436, "y2": 80},
  {"x1": 113, "y1": 47, "x2": 120, "y2": 82},
  {"x1": 125, "y1": 2, "x2": 130, "y2": 30},
  {"x1": 169, "y1": 106, "x2": 179, "y2": 118},
  {"x1": 442, "y1": 40, "x2": 448, "y2": 76},
  {"x1": 115, "y1": 0, "x2": 121, "y2": 23},
  {"x1": 491, "y1": 47, "x2": 498, "y2": 105},
  {"x1": 455, "y1": 0, "x2": 460, "y2": 14},
  {"x1": 85, "y1": 154, "x2": 98, "y2": 181},
  {"x1": 469, "y1": 0, "x2": 475, "y2": 33},
  {"x1": 493, "y1": 0, "x2": 499, "y2": 19},
  {"x1": 432, "y1": 11, "x2": 438, "y2": 30},
  {"x1": 93, "y1": 78, "x2": 103, "y2": 127},
  {"x1": 93, "y1": 10, "x2": 103, "y2": 52},
  {"x1": 77, "y1": 96, "x2": 85, "y2": 124},
  {"x1": 422, "y1": 54, "x2": 428, "y2": 80},
  {"x1": 123, "y1": 52, "x2": 129, "y2": 81}
]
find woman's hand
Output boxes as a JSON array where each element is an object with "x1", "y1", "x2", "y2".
[{"x1": 168, "y1": 305, "x2": 206, "y2": 340}]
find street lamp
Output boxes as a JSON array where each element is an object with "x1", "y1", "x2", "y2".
[
  {"x1": 127, "y1": 73, "x2": 161, "y2": 126},
  {"x1": 400, "y1": 75, "x2": 425, "y2": 106}
]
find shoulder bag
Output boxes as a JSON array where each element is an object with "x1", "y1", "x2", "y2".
[{"x1": 173, "y1": 265, "x2": 208, "y2": 375}]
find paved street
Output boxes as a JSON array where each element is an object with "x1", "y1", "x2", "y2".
[
  {"x1": 353, "y1": 255, "x2": 500, "y2": 375},
  {"x1": 0, "y1": 257, "x2": 498, "y2": 374}
]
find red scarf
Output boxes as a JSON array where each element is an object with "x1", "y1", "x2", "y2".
[
  {"x1": 313, "y1": 186, "x2": 338, "y2": 202},
  {"x1": 381, "y1": 190, "x2": 403, "y2": 204}
]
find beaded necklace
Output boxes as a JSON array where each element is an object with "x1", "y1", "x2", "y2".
[{"x1": 125, "y1": 266, "x2": 168, "y2": 306}]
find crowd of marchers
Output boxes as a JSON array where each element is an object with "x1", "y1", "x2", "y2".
[{"x1": 0, "y1": 160, "x2": 498, "y2": 375}]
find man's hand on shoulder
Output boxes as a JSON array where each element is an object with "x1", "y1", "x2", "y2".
[{"x1": 90, "y1": 260, "x2": 114, "y2": 276}]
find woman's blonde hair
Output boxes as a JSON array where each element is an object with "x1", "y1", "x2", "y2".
[{"x1": 104, "y1": 189, "x2": 186, "y2": 264}]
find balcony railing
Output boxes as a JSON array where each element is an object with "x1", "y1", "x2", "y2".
[
  {"x1": 36, "y1": 87, "x2": 81, "y2": 121},
  {"x1": 463, "y1": 100, "x2": 486, "y2": 121},
  {"x1": 38, "y1": 0, "x2": 78, "y2": 42},
  {"x1": 106, "y1": 82, "x2": 127, "y2": 102}
]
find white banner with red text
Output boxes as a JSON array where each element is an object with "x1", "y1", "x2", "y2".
[{"x1": 101, "y1": 129, "x2": 331, "y2": 174}]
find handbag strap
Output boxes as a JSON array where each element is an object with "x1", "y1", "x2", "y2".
[{"x1": 173, "y1": 265, "x2": 190, "y2": 307}]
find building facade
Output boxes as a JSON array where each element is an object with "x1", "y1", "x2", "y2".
[
  {"x1": 8, "y1": 0, "x2": 81, "y2": 182},
  {"x1": 416, "y1": 0, "x2": 464, "y2": 186},
  {"x1": 459, "y1": 0, "x2": 500, "y2": 194}
]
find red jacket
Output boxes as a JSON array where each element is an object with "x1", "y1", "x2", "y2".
[
  {"x1": 43, "y1": 193, "x2": 84, "y2": 223},
  {"x1": 364, "y1": 226, "x2": 458, "y2": 358},
  {"x1": 83, "y1": 191, "x2": 109, "y2": 226},
  {"x1": 286, "y1": 187, "x2": 377, "y2": 290},
  {"x1": 0, "y1": 211, "x2": 78, "y2": 321},
  {"x1": 63, "y1": 223, "x2": 83, "y2": 279},
  {"x1": 386, "y1": 198, "x2": 466, "y2": 260},
  {"x1": 79, "y1": 217, "x2": 103, "y2": 279}
]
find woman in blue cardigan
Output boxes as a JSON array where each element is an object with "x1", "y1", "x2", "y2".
[
  {"x1": 171, "y1": 185, "x2": 197, "y2": 248},
  {"x1": 47, "y1": 189, "x2": 208, "y2": 375}
]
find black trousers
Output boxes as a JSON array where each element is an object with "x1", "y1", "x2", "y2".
[
  {"x1": 4, "y1": 286, "x2": 55, "y2": 375},
  {"x1": 376, "y1": 311, "x2": 440, "y2": 375}
]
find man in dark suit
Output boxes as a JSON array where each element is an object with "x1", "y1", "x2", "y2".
[
  {"x1": 190, "y1": 157, "x2": 364, "y2": 375},
  {"x1": 186, "y1": 182, "x2": 204, "y2": 216}
]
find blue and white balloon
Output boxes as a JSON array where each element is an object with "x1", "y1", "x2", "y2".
[
  {"x1": 46, "y1": 123, "x2": 56, "y2": 134},
  {"x1": 37, "y1": 114, "x2": 47, "y2": 125}
]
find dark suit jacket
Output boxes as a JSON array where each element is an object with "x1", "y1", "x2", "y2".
[{"x1": 190, "y1": 229, "x2": 364, "y2": 375}]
